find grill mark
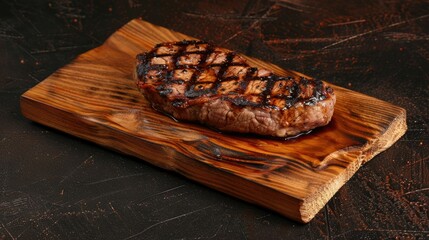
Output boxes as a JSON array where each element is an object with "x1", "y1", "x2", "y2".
[
  {"x1": 239, "y1": 67, "x2": 257, "y2": 94},
  {"x1": 173, "y1": 44, "x2": 187, "y2": 69},
  {"x1": 136, "y1": 40, "x2": 332, "y2": 110},
  {"x1": 261, "y1": 74, "x2": 278, "y2": 108},
  {"x1": 213, "y1": 52, "x2": 236, "y2": 92},
  {"x1": 184, "y1": 43, "x2": 214, "y2": 99},
  {"x1": 282, "y1": 81, "x2": 301, "y2": 108}
]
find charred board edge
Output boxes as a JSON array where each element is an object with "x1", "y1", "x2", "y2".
[{"x1": 300, "y1": 108, "x2": 407, "y2": 222}]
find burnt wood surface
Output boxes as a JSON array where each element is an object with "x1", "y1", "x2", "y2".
[{"x1": 1, "y1": 0, "x2": 429, "y2": 239}]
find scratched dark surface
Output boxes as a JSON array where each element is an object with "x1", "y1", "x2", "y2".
[{"x1": 1, "y1": 0, "x2": 428, "y2": 239}]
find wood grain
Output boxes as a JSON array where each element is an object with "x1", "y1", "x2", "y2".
[{"x1": 20, "y1": 19, "x2": 407, "y2": 223}]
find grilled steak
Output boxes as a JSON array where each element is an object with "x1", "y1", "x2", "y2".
[{"x1": 134, "y1": 40, "x2": 335, "y2": 137}]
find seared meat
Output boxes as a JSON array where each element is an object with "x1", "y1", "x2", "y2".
[{"x1": 134, "y1": 40, "x2": 335, "y2": 137}]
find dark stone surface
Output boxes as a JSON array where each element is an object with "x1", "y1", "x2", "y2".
[{"x1": 1, "y1": 0, "x2": 428, "y2": 239}]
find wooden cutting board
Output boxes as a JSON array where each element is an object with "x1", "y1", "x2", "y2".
[{"x1": 20, "y1": 19, "x2": 407, "y2": 223}]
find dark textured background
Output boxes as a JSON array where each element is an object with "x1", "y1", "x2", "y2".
[{"x1": 1, "y1": 0, "x2": 428, "y2": 239}]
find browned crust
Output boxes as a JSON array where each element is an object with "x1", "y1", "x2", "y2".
[{"x1": 134, "y1": 40, "x2": 336, "y2": 137}]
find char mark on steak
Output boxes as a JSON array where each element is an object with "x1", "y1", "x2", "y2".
[{"x1": 135, "y1": 40, "x2": 336, "y2": 137}]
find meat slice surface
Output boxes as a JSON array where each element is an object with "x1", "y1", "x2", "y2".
[{"x1": 134, "y1": 40, "x2": 336, "y2": 137}]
